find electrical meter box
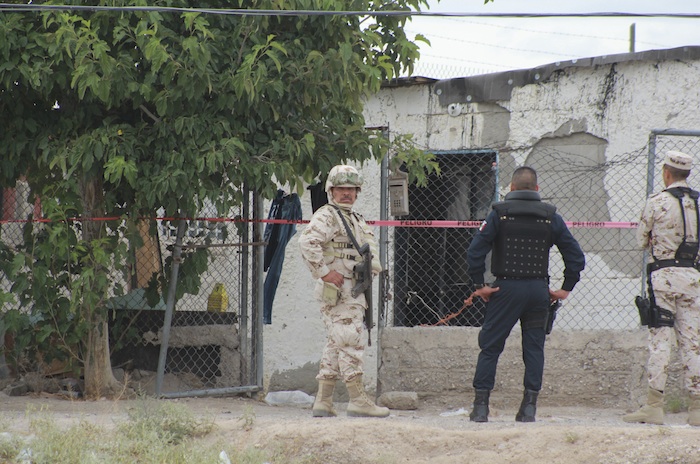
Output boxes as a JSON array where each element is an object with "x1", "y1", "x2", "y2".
[{"x1": 388, "y1": 171, "x2": 409, "y2": 217}]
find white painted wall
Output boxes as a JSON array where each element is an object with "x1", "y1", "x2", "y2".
[
  {"x1": 264, "y1": 51, "x2": 700, "y2": 393},
  {"x1": 262, "y1": 165, "x2": 384, "y2": 393}
]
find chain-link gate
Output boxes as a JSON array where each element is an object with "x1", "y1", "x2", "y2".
[
  {"x1": 642, "y1": 129, "x2": 700, "y2": 292},
  {"x1": 0, "y1": 187, "x2": 263, "y2": 397},
  {"x1": 380, "y1": 131, "x2": 700, "y2": 331},
  {"x1": 648, "y1": 130, "x2": 700, "y2": 196},
  {"x1": 386, "y1": 150, "x2": 497, "y2": 328},
  {"x1": 114, "y1": 192, "x2": 264, "y2": 398}
]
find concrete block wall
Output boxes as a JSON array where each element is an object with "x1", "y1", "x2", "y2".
[{"x1": 378, "y1": 327, "x2": 685, "y2": 409}]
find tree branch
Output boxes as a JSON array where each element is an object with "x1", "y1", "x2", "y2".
[{"x1": 139, "y1": 104, "x2": 161, "y2": 124}]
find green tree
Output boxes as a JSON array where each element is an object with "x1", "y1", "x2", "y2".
[{"x1": 0, "y1": 0, "x2": 437, "y2": 397}]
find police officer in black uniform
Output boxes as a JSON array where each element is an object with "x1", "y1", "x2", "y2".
[{"x1": 466, "y1": 166, "x2": 585, "y2": 422}]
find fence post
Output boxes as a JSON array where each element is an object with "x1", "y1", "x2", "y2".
[
  {"x1": 252, "y1": 191, "x2": 265, "y2": 389},
  {"x1": 155, "y1": 216, "x2": 186, "y2": 397}
]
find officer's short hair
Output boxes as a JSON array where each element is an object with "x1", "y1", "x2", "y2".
[
  {"x1": 512, "y1": 166, "x2": 538, "y2": 190},
  {"x1": 664, "y1": 164, "x2": 691, "y2": 180}
]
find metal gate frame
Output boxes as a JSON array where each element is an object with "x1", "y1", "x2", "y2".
[
  {"x1": 640, "y1": 129, "x2": 700, "y2": 298},
  {"x1": 156, "y1": 188, "x2": 264, "y2": 399}
]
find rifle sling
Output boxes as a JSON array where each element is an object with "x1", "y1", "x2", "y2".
[{"x1": 329, "y1": 205, "x2": 364, "y2": 255}]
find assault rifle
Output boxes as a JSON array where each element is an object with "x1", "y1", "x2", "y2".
[
  {"x1": 331, "y1": 205, "x2": 375, "y2": 346},
  {"x1": 351, "y1": 243, "x2": 372, "y2": 298},
  {"x1": 351, "y1": 243, "x2": 374, "y2": 345}
]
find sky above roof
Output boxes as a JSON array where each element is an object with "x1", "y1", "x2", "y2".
[{"x1": 406, "y1": 0, "x2": 700, "y2": 79}]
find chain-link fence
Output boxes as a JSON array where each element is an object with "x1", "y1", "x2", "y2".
[
  {"x1": 0, "y1": 189, "x2": 263, "y2": 397},
  {"x1": 116, "y1": 209, "x2": 261, "y2": 398},
  {"x1": 407, "y1": 60, "x2": 499, "y2": 80},
  {"x1": 381, "y1": 131, "x2": 700, "y2": 331},
  {"x1": 386, "y1": 150, "x2": 497, "y2": 327},
  {"x1": 4, "y1": 129, "x2": 700, "y2": 393}
]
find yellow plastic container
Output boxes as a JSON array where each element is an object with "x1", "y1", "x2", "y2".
[{"x1": 207, "y1": 283, "x2": 229, "y2": 313}]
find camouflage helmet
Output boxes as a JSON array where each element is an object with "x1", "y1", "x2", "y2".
[{"x1": 325, "y1": 165, "x2": 363, "y2": 194}]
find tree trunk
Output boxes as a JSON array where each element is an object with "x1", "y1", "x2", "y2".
[
  {"x1": 80, "y1": 174, "x2": 122, "y2": 398},
  {"x1": 83, "y1": 317, "x2": 122, "y2": 398}
]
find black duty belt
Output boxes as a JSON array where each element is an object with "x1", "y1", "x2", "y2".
[
  {"x1": 647, "y1": 259, "x2": 700, "y2": 273},
  {"x1": 495, "y1": 276, "x2": 549, "y2": 281}
]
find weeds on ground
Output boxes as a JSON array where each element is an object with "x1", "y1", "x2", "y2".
[
  {"x1": 1, "y1": 397, "x2": 281, "y2": 464},
  {"x1": 564, "y1": 431, "x2": 579, "y2": 444},
  {"x1": 239, "y1": 405, "x2": 256, "y2": 431},
  {"x1": 121, "y1": 396, "x2": 215, "y2": 444},
  {"x1": 665, "y1": 395, "x2": 687, "y2": 414},
  {"x1": 0, "y1": 432, "x2": 23, "y2": 462}
]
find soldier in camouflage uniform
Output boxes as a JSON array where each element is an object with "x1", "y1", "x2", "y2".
[
  {"x1": 298, "y1": 165, "x2": 389, "y2": 418},
  {"x1": 626, "y1": 151, "x2": 700, "y2": 426}
]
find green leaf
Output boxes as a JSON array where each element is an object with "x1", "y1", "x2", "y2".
[{"x1": 0, "y1": 0, "x2": 435, "y2": 388}]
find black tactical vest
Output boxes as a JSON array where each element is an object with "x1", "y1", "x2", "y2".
[{"x1": 490, "y1": 191, "x2": 556, "y2": 278}]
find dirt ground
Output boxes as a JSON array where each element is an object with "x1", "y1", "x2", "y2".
[{"x1": 1, "y1": 392, "x2": 700, "y2": 464}]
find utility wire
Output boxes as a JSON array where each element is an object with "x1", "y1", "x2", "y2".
[
  {"x1": 2, "y1": 4, "x2": 700, "y2": 18},
  {"x1": 421, "y1": 18, "x2": 669, "y2": 48}
]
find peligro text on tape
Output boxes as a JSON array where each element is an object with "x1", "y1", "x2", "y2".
[{"x1": 0, "y1": 217, "x2": 640, "y2": 229}]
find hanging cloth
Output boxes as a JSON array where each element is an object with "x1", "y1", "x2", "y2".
[
  {"x1": 263, "y1": 190, "x2": 302, "y2": 324},
  {"x1": 307, "y1": 181, "x2": 328, "y2": 213}
]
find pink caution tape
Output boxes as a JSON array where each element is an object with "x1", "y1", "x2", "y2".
[
  {"x1": 1, "y1": 217, "x2": 639, "y2": 229},
  {"x1": 251, "y1": 218, "x2": 638, "y2": 229}
]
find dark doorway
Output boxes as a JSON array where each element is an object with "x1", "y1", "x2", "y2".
[{"x1": 393, "y1": 151, "x2": 497, "y2": 327}]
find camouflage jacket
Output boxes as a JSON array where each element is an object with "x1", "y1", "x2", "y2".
[
  {"x1": 637, "y1": 180, "x2": 699, "y2": 261},
  {"x1": 298, "y1": 204, "x2": 381, "y2": 280}
]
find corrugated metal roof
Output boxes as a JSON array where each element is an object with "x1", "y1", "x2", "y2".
[{"x1": 382, "y1": 75, "x2": 439, "y2": 88}]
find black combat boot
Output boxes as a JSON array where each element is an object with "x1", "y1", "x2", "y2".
[
  {"x1": 515, "y1": 389, "x2": 539, "y2": 422},
  {"x1": 469, "y1": 389, "x2": 490, "y2": 422}
]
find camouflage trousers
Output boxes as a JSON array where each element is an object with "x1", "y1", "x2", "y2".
[
  {"x1": 647, "y1": 268, "x2": 700, "y2": 395},
  {"x1": 315, "y1": 300, "x2": 365, "y2": 382}
]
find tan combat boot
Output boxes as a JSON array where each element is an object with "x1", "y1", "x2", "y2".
[
  {"x1": 688, "y1": 393, "x2": 700, "y2": 427},
  {"x1": 312, "y1": 379, "x2": 337, "y2": 417},
  {"x1": 345, "y1": 375, "x2": 390, "y2": 418},
  {"x1": 623, "y1": 388, "x2": 664, "y2": 425}
]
